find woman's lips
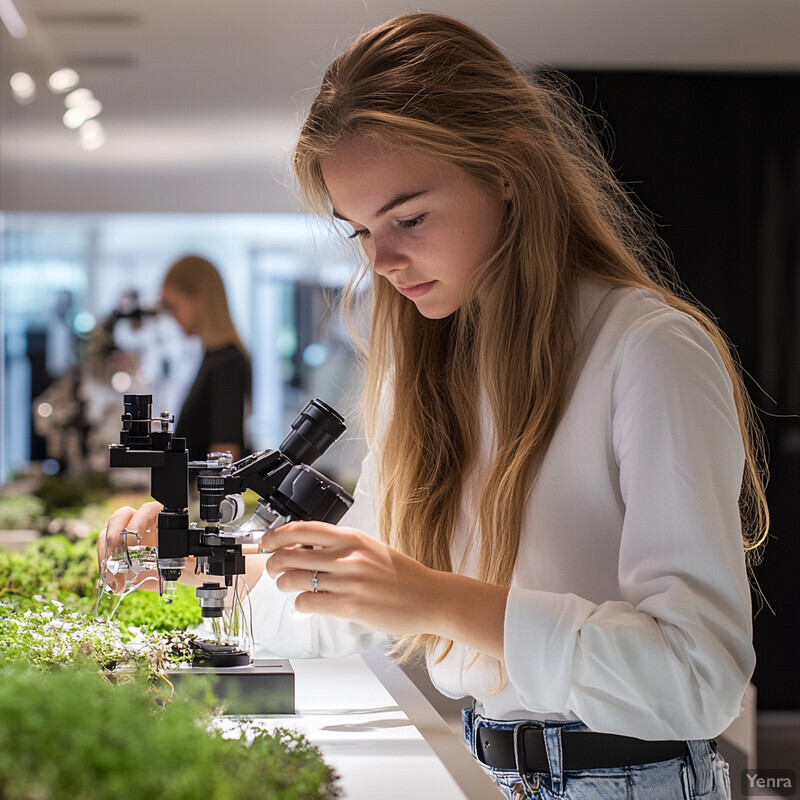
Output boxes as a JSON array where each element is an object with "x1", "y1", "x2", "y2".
[{"x1": 397, "y1": 280, "x2": 436, "y2": 299}]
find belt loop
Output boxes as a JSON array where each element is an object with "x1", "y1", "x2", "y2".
[
  {"x1": 462, "y1": 703, "x2": 476, "y2": 745},
  {"x1": 686, "y1": 739, "x2": 713, "y2": 796},
  {"x1": 543, "y1": 727, "x2": 564, "y2": 796}
]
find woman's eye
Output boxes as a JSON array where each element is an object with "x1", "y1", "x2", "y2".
[
  {"x1": 399, "y1": 213, "x2": 427, "y2": 230},
  {"x1": 345, "y1": 213, "x2": 426, "y2": 240}
]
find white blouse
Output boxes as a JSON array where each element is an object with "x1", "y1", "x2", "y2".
[{"x1": 248, "y1": 280, "x2": 755, "y2": 741}]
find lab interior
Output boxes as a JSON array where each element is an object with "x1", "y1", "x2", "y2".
[{"x1": 1, "y1": 2, "x2": 798, "y2": 797}]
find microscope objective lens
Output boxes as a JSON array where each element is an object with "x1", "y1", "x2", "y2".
[{"x1": 162, "y1": 580, "x2": 178, "y2": 604}]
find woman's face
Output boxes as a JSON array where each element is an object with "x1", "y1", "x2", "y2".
[
  {"x1": 161, "y1": 285, "x2": 200, "y2": 337},
  {"x1": 321, "y1": 136, "x2": 507, "y2": 319}
]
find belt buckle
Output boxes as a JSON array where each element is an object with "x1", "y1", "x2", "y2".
[{"x1": 513, "y1": 721, "x2": 543, "y2": 794}]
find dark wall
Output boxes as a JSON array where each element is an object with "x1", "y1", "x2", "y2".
[{"x1": 560, "y1": 70, "x2": 800, "y2": 710}]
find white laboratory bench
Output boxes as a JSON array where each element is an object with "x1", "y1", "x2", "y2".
[
  {"x1": 215, "y1": 652, "x2": 758, "y2": 800},
  {"x1": 221, "y1": 648, "x2": 502, "y2": 799}
]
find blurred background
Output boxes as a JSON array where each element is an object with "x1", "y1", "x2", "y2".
[{"x1": 1, "y1": 0, "x2": 798, "y2": 775}]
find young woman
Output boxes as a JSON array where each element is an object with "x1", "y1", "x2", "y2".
[
  {"x1": 104, "y1": 14, "x2": 767, "y2": 799},
  {"x1": 160, "y1": 255, "x2": 251, "y2": 461}
]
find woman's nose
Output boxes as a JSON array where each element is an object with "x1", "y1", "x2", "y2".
[
  {"x1": 370, "y1": 236, "x2": 408, "y2": 277},
  {"x1": 367, "y1": 234, "x2": 408, "y2": 277}
]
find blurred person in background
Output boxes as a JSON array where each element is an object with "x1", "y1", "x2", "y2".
[{"x1": 160, "y1": 255, "x2": 251, "y2": 461}]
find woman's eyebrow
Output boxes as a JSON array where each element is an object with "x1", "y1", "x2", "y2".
[{"x1": 332, "y1": 190, "x2": 429, "y2": 222}]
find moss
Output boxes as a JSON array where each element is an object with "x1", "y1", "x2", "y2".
[
  {"x1": 110, "y1": 583, "x2": 203, "y2": 631},
  {"x1": 0, "y1": 520, "x2": 341, "y2": 798},
  {"x1": 0, "y1": 659, "x2": 340, "y2": 799}
]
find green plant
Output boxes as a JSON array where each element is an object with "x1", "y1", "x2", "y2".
[
  {"x1": 0, "y1": 494, "x2": 46, "y2": 530},
  {"x1": 0, "y1": 546, "x2": 53, "y2": 606},
  {"x1": 0, "y1": 598, "x2": 200, "y2": 681},
  {"x1": 0, "y1": 533, "x2": 203, "y2": 630},
  {"x1": 0, "y1": 530, "x2": 203, "y2": 678},
  {"x1": 107, "y1": 583, "x2": 203, "y2": 631},
  {"x1": 0, "y1": 658, "x2": 339, "y2": 800},
  {"x1": 0, "y1": 534, "x2": 101, "y2": 607},
  {"x1": 0, "y1": 509, "x2": 340, "y2": 798},
  {"x1": 26, "y1": 532, "x2": 100, "y2": 597}
]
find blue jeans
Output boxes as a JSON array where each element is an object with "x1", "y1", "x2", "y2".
[{"x1": 463, "y1": 705, "x2": 731, "y2": 799}]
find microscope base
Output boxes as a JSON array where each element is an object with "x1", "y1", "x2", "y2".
[{"x1": 169, "y1": 658, "x2": 295, "y2": 715}]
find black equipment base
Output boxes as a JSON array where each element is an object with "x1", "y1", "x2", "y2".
[{"x1": 169, "y1": 658, "x2": 295, "y2": 715}]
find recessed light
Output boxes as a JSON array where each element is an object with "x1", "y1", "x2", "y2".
[{"x1": 48, "y1": 68, "x2": 80, "y2": 93}]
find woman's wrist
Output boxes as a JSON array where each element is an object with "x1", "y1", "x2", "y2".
[{"x1": 425, "y1": 569, "x2": 509, "y2": 661}]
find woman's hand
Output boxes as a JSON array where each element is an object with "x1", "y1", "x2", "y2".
[
  {"x1": 98, "y1": 501, "x2": 162, "y2": 594},
  {"x1": 261, "y1": 522, "x2": 438, "y2": 635},
  {"x1": 259, "y1": 521, "x2": 509, "y2": 659},
  {"x1": 98, "y1": 502, "x2": 268, "y2": 594}
]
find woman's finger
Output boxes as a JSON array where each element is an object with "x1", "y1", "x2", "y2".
[
  {"x1": 99, "y1": 501, "x2": 162, "y2": 574},
  {"x1": 124, "y1": 500, "x2": 162, "y2": 539},
  {"x1": 105, "y1": 505, "x2": 137, "y2": 537},
  {"x1": 265, "y1": 546, "x2": 336, "y2": 579},
  {"x1": 274, "y1": 567, "x2": 340, "y2": 595},
  {"x1": 259, "y1": 520, "x2": 347, "y2": 553},
  {"x1": 98, "y1": 506, "x2": 136, "y2": 571}
]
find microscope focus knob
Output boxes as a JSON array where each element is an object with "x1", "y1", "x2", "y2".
[{"x1": 219, "y1": 494, "x2": 245, "y2": 524}]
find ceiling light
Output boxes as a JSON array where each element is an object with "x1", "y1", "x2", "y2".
[
  {"x1": 62, "y1": 98, "x2": 102, "y2": 129},
  {"x1": 83, "y1": 98, "x2": 102, "y2": 118},
  {"x1": 64, "y1": 87, "x2": 93, "y2": 108},
  {"x1": 63, "y1": 107, "x2": 85, "y2": 129},
  {"x1": 48, "y1": 68, "x2": 80, "y2": 94},
  {"x1": 0, "y1": 0, "x2": 27, "y2": 38},
  {"x1": 79, "y1": 119, "x2": 106, "y2": 151},
  {"x1": 10, "y1": 71, "x2": 36, "y2": 103}
]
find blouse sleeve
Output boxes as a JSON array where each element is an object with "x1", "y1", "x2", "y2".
[
  {"x1": 248, "y1": 449, "x2": 388, "y2": 658},
  {"x1": 503, "y1": 310, "x2": 756, "y2": 740}
]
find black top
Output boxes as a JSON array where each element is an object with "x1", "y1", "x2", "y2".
[{"x1": 175, "y1": 344, "x2": 251, "y2": 461}]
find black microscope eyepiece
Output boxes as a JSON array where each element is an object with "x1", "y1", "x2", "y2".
[{"x1": 278, "y1": 399, "x2": 346, "y2": 466}]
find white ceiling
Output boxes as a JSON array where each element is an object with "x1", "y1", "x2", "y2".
[{"x1": 1, "y1": 0, "x2": 799, "y2": 213}]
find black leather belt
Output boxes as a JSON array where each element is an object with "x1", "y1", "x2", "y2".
[{"x1": 476, "y1": 724, "x2": 696, "y2": 772}]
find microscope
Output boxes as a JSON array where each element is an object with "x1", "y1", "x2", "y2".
[{"x1": 105, "y1": 393, "x2": 353, "y2": 710}]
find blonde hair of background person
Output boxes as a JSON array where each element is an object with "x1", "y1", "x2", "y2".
[
  {"x1": 161, "y1": 255, "x2": 247, "y2": 356},
  {"x1": 290, "y1": 12, "x2": 769, "y2": 661}
]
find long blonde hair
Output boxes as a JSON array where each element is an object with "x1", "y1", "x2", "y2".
[
  {"x1": 162, "y1": 255, "x2": 248, "y2": 356},
  {"x1": 293, "y1": 12, "x2": 769, "y2": 663}
]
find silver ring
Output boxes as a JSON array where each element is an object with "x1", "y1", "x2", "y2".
[{"x1": 311, "y1": 571, "x2": 319, "y2": 593}]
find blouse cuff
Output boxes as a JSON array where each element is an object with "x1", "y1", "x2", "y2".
[{"x1": 503, "y1": 586, "x2": 595, "y2": 713}]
